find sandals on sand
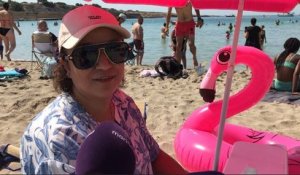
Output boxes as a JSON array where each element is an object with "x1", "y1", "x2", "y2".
[{"x1": 0, "y1": 144, "x2": 20, "y2": 171}]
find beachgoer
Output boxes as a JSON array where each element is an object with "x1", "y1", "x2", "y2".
[
  {"x1": 0, "y1": 36, "x2": 3, "y2": 60},
  {"x1": 171, "y1": 28, "x2": 187, "y2": 69},
  {"x1": 260, "y1": 25, "x2": 267, "y2": 48},
  {"x1": 226, "y1": 31, "x2": 230, "y2": 40},
  {"x1": 20, "y1": 5, "x2": 187, "y2": 174},
  {"x1": 117, "y1": 13, "x2": 127, "y2": 25},
  {"x1": 131, "y1": 15, "x2": 144, "y2": 65},
  {"x1": 161, "y1": 22, "x2": 169, "y2": 39},
  {"x1": 33, "y1": 20, "x2": 58, "y2": 79},
  {"x1": 165, "y1": 2, "x2": 203, "y2": 69},
  {"x1": 33, "y1": 20, "x2": 58, "y2": 47},
  {"x1": 273, "y1": 38, "x2": 300, "y2": 93},
  {"x1": 228, "y1": 23, "x2": 233, "y2": 33},
  {"x1": 0, "y1": 2, "x2": 22, "y2": 61},
  {"x1": 244, "y1": 17, "x2": 261, "y2": 50}
]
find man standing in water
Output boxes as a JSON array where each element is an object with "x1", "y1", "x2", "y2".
[
  {"x1": 131, "y1": 15, "x2": 144, "y2": 65},
  {"x1": 0, "y1": 2, "x2": 22, "y2": 61},
  {"x1": 244, "y1": 17, "x2": 261, "y2": 50},
  {"x1": 165, "y1": 2, "x2": 203, "y2": 70}
]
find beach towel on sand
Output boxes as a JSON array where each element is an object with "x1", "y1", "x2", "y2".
[
  {"x1": 139, "y1": 70, "x2": 160, "y2": 78},
  {"x1": 0, "y1": 70, "x2": 23, "y2": 77},
  {"x1": 262, "y1": 90, "x2": 300, "y2": 105},
  {"x1": 0, "y1": 69, "x2": 28, "y2": 81}
]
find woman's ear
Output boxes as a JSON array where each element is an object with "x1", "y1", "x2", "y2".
[{"x1": 60, "y1": 48, "x2": 73, "y2": 77}]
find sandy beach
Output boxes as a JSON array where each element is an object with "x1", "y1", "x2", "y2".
[{"x1": 1, "y1": 60, "x2": 300, "y2": 173}]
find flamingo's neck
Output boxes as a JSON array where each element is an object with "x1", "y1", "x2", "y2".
[
  {"x1": 184, "y1": 47, "x2": 274, "y2": 132},
  {"x1": 222, "y1": 56, "x2": 274, "y2": 118}
]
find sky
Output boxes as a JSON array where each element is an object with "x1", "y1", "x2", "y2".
[{"x1": 15, "y1": 0, "x2": 300, "y2": 16}]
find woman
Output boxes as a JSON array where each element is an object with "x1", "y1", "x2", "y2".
[
  {"x1": 0, "y1": 2, "x2": 22, "y2": 61},
  {"x1": 260, "y1": 25, "x2": 267, "y2": 48},
  {"x1": 20, "y1": 5, "x2": 187, "y2": 174},
  {"x1": 273, "y1": 38, "x2": 300, "y2": 93},
  {"x1": 161, "y1": 23, "x2": 169, "y2": 39}
]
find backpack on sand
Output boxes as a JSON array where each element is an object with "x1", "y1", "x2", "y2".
[{"x1": 155, "y1": 56, "x2": 183, "y2": 79}]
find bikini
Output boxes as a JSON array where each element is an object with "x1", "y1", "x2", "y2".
[
  {"x1": 274, "y1": 54, "x2": 299, "y2": 91},
  {"x1": 0, "y1": 28, "x2": 10, "y2": 36}
]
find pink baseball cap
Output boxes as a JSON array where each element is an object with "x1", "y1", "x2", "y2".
[{"x1": 58, "y1": 5, "x2": 130, "y2": 51}]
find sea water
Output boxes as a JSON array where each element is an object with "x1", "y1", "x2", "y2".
[{"x1": 10, "y1": 15, "x2": 300, "y2": 68}]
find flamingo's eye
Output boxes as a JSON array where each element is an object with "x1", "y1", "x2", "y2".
[{"x1": 217, "y1": 51, "x2": 231, "y2": 64}]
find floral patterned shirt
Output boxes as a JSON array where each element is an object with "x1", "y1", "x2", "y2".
[{"x1": 20, "y1": 89, "x2": 159, "y2": 174}]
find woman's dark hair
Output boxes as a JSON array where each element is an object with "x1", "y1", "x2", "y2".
[
  {"x1": 53, "y1": 50, "x2": 73, "y2": 94},
  {"x1": 275, "y1": 37, "x2": 300, "y2": 70}
]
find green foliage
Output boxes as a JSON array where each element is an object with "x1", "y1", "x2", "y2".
[
  {"x1": 55, "y1": 2, "x2": 68, "y2": 9},
  {"x1": 9, "y1": 1, "x2": 24, "y2": 11},
  {"x1": 42, "y1": 1, "x2": 55, "y2": 8}
]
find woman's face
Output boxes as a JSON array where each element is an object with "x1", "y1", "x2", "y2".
[{"x1": 65, "y1": 28, "x2": 125, "y2": 100}]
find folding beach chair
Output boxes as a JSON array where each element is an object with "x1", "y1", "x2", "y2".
[
  {"x1": 31, "y1": 31, "x2": 57, "y2": 78},
  {"x1": 223, "y1": 142, "x2": 288, "y2": 174}
]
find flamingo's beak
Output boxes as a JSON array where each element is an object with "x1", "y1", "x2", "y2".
[{"x1": 199, "y1": 89, "x2": 216, "y2": 103}]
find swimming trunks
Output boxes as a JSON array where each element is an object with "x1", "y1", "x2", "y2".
[
  {"x1": 133, "y1": 39, "x2": 144, "y2": 51},
  {"x1": 0, "y1": 28, "x2": 10, "y2": 36},
  {"x1": 175, "y1": 20, "x2": 195, "y2": 37}
]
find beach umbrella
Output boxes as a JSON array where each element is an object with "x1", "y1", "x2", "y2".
[
  {"x1": 102, "y1": 0, "x2": 298, "y2": 12},
  {"x1": 99, "y1": 0, "x2": 299, "y2": 171}
]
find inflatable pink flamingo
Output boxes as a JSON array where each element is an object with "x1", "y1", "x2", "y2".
[{"x1": 174, "y1": 46, "x2": 300, "y2": 174}]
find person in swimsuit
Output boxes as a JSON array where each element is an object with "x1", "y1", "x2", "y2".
[
  {"x1": 244, "y1": 18, "x2": 261, "y2": 50},
  {"x1": 165, "y1": 2, "x2": 203, "y2": 69},
  {"x1": 171, "y1": 28, "x2": 187, "y2": 69},
  {"x1": 131, "y1": 15, "x2": 144, "y2": 65},
  {"x1": 0, "y1": 2, "x2": 22, "y2": 61},
  {"x1": 273, "y1": 38, "x2": 300, "y2": 93},
  {"x1": 161, "y1": 23, "x2": 169, "y2": 39},
  {"x1": 260, "y1": 25, "x2": 267, "y2": 48}
]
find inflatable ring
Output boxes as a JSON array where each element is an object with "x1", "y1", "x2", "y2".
[{"x1": 174, "y1": 46, "x2": 300, "y2": 174}]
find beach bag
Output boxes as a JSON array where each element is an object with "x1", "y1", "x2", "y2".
[{"x1": 155, "y1": 56, "x2": 183, "y2": 79}]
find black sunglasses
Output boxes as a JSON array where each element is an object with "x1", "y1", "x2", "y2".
[{"x1": 65, "y1": 42, "x2": 132, "y2": 69}]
